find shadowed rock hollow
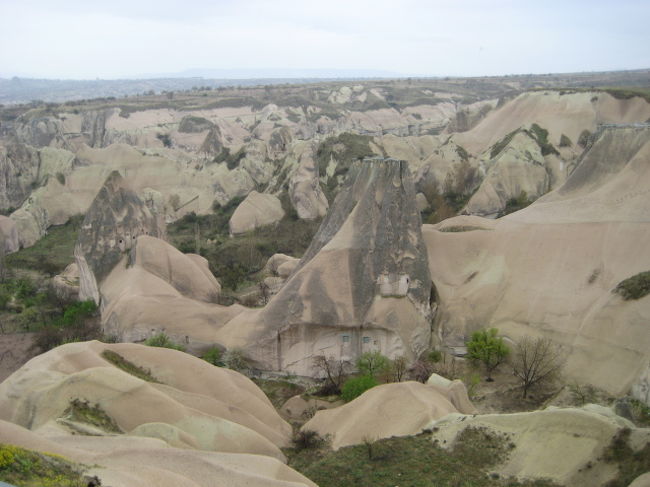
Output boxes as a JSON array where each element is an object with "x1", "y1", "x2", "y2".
[{"x1": 216, "y1": 157, "x2": 433, "y2": 374}]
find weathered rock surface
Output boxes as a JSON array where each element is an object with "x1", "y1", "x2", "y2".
[
  {"x1": 215, "y1": 158, "x2": 432, "y2": 374},
  {"x1": 74, "y1": 171, "x2": 165, "y2": 304},
  {"x1": 52, "y1": 263, "x2": 80, "y2": 302},
  {"x1": 288, "y1": 143, "x2": 329, "y2": 220},
  {"x1": 432, "y1": 407, "x2": 649, "y2": 486},
  {"x1": 302, "y1": 381, "x2": 471, "y2": 449},
  {"x1": 0, "y1": 341, "x2": 316, "y2": 487},
  {"x1": 426, "y1": 126, "x2": 650, "y2": 401},
  {"x1": 0, "y1": 215, "x2": 19, "y2": 253},
  {"x1": 228, "y1": 191, "x2": 284, "y2": 235}
]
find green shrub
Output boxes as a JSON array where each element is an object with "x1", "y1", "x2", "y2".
[
  {"x1": 614, "y1": 271, "x2": 650, "y2": 300},
  {"x1": 144, "y1": 332, "x2": 186, "y2": 351},
  {"x1": 356, "y1": 351, "x2": 391, "y2": 378},
  {"x1": 341, "y1": 375, "x2": 378, "y2": 402},
  {"x1": 529, "y1": 123, "x2": 559, "y2": 156},
  {"x1": 578, "y1": 129, "x2": 592, "y2": 148},
  {"x1": 223, "y1": 348, "x2": 250, "y2": 372},
  {"x1": 202, "y1": 346, "x2": 224, "y2": 366},
  {"x1": 102, "y1": 349, "x2": 159, "y2": 383},
  {"x1": 467, "y1": 328, "x2": 509, "y2": 381},
  {"x1": 293, "y1": 430, "x2": 326, "y2": 450}
]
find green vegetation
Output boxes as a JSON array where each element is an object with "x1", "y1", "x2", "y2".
[
  {"x1": 63, "y1": 398, "x2": 122, "y2": 433},
  {"x1": 101, "y1": 349, "x2": 160, "y2": 383},
  {"x1": 455, "y1": 145, "x2": 470, "y2": 161},
  {"x1": 287, "y1": 428, "x2": 558, "y2": 487},
  {"x1": 439, "y1": 225, "x2": 486, "y2": 232},
  {"x1": 178, "y1": 115, "x2": 213, "y2": 133},
  {"x1": 167, "y1": 202, "x2": 319, "y2": 293},
  {"x1": 213, "y1": 146, "x2": 247, "y2": 170},
  {"x1": 490, "y1": 129, "x2": 519, "y2": 159},
  {"x1": 498, "y1": 190, "x2": 534, "y2": 217},
  {"x1": 156, "y1": 132, "x2": 172, "y2": 147},
  {"x1": 0, "y1": 443, "x2": 87, "y2": 487},
  {"x1": 529, "y1": 123, "x2": 559, "y2": 156},
  {"x1": 628, "y1": 398, "x2": 650, "y2": 427},
  {"x1": 6, "y1": 215, "x2": 83, "y2": 275},
  {"x1": 201, "y1": 346, "x2": 224, "y2": 366},
  {"x1": 467, "y1": 328, "x2": 510, "y2": 381},
  {"x1": 356, "y1": 351, "x2": 391, "y2": 378},
  {"x1": 341, "y1": 375, "x2": 378, "y2": 402},
  {"x1": 613, "y1": 271, "x2": 650, "y2": 300},
  {"x1": 602, "y1": 428, "x2": 650, "y2": 487},
  {"x1": 316, "y1": 132, "x2": 375, "y2": 180},
  {"x1": 144, "y1": 332, "x2": 186, "y2": 351}
]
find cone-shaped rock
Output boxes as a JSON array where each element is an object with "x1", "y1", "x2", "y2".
[
  {"x1": 216, "y1": 157, "x2": 433, "y2": 374},
  {"x1": 75, "y1": 171, "x2": 165, "y2": 304}
]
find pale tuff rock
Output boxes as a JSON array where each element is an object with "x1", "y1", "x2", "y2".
[
  {"x1": 432, "y1": 407, "x2": 649, "y2": 486},
  {"x1": 74, "y1": 171, "x2": 165, "y2": 304},
  {"x1": 52, "y1": 262, "x2": 80, "y2": 302},
  {"x1": 215, "y1": 158, "x2": 432, "y2": 374},
  {"x1": 264, "y1": 253, "x2": 299, "y2": 276},
  {"x1": 228, "y1": 191, "x2": 285, "y2": 235},
  {"x1": 427, "y1": 126, "x2": 650, "y2": 400},
  {"x1": 302, "y1": 381, "x2": 473, "y2": 450},
  {"x1": 288, "y1": 144, "x2": 329, "y2": 220},
  {"x1": 465, "y1": 130, "x2": 552, "y2": 217},
  {"x1": 0, "y1": 341, "x2": 316, "y2": 487},
  {"x1": 0, "y1": 140, "x2": 40, "y2": 210},
  {"x1": 415, "y1": 192, "x2": 429, "y2": 211}
]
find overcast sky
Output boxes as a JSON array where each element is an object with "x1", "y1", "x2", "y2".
[{"x1": 1, "y1": 0, "x2": 648, "y2": 79}]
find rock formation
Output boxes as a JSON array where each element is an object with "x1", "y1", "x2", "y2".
[
  {"x1": 74, "y1": 171, "x2": 165, "y2": 304},
  {"x1": 0, "y1": 341, "x2": 315, "y2": 487},
  {"x1": 288, "y1": 143, "x2": 329, "y2": 220},
  {"x1": 0, "y1": 215, "x2": 19, "y2": 254},
  {"x1": 432, "y1": 406, "x2": 649, "y2": 486},
  {"x1": 302, "y1": 381, "x2": 475, "y2": 449},
  {"x1": 426, "y1": 126, "x2": 650, "y2": 402},
  {"x1": 215, "y1": 157, "x2": 433, "y2": 374},
  {"x1": 228, "y1": 190, "x2": 285, "y2": 235}
]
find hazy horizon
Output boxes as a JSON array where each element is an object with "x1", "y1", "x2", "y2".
[{"x1": 1, "y1": 0, "x2": 649, "y2": 80}]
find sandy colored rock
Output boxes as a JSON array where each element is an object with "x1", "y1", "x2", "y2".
[
  {"x1": 289, "y1": 143, "x2": 329, "y2": 220},
  {"x1": 75, "y1": 171, "x2": 165, "y2": 304},
  {"x1": 229, "y1": 191, "x2": 285, "y2": 235},
  {"x1": 0, "y1": 419, "x2": 316, "y2": 487},
  {"x1": 131, "y1": 235, "x2": 220, "y2": 303},
  {"x1": 426, "y1": 126, "x2": 650, "y2": 400},
  {"x1": 629, "y1": 473, "x2": 650, "y2": 487},
  {"x1": 277, "y1": 259, "x2": 299, "y2": 279},
  {"x1": 52, "y1": 262, "x2": 80, "y2": 302},
  {"x1": 0, "y1": 341, "x2": 292, "y2": 455},
  {"x1": 432, "y1": 407, "x2": 650, "y2": 486},
  {"x1": 302, "y1": 381, "x2": 464, "y2": 449},
  {"x1": 280, "y1": 395, "x2": 344, "y2": 421},
  {"x1": 264, "y1": 253, "x2": 299, "y2": 276},
  {"x1": 216, "y1": 158, "x2": 432, "y2": 375}
]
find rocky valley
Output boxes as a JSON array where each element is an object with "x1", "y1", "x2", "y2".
[{"x1": 0, "y1": 72, "x2": 649, "y2": 487}]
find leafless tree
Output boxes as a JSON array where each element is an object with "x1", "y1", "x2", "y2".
[
  {"x1": 313, "y1": 355, "x2": 350, "y2": 394},
  {"x1": 391, "y1": 356, "x2": 408, "y2": 382},
  {"x1": 512, "y1": 336, "x2": 564, "y2": 398}
]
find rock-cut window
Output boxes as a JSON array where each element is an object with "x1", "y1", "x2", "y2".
[{"x1": 341, "y1": 335, "x2": 350, "y2": 343}]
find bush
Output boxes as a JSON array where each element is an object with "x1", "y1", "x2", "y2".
[
  {"x1": 356, "y1": 351, "x2": 391, "y2": 378},
  {"x1": 144, "y1": 333, "x2": 186, "y2": 351},
  {"x1": 341, "y1": 375, "x2": 378, "y2": 402},
  {"x1": 202, "y1": 346, "x2": 224, "y2": 366},
  {"x1": 293, "y1": 430, "x2": 326, "y2": 450},
  {"x1": 578, "y1": 129, "x2": 592, "y2": 148},
  {"x1": 613, "y1": 271, "x2": 650, "y2": 300},
  {"x1": 223, "y1": 348, "x2": 250, "y2": 372},
  {"x1": 467, "y1": 328, "x2": 509, "y2": 381},
  {"x1": 559, "y1": 134, "x2": 572, "y2": 147}
]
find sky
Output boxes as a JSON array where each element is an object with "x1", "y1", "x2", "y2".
[{"x1": 0, "y1": 0, "x2": 648, "y2": 79}]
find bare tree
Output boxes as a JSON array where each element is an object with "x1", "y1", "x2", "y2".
[
  {"x1": 313, "y1": 355, "x2": 350, "y2": 395},
  {"x1": 391, "y1": 356, "x2": 408, "y2": 382},
  {"x1": 512, "y1": 336, "x2": 564, "y2": 398}
]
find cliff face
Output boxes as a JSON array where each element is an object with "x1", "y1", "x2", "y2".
[
  {"x1": 74, "y1": 171, "x2": 165, "y2": 304},
  {"x1": 215, "y1": 158, "x2": 433, "y2": 373},
  {"x1": 426, "y1": 126, "x2": 650, "y2": 403}
]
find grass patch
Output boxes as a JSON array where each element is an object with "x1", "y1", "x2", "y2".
[
  {"x1": 144, "y1": 332, "x2": 186, "y2": 351},
  {"x1": 439, "y1": 225, "x2": 486, "y2": 232},
  {"x1": 62, "y1": 399, "x2": 122, "y2": 433},
  {"x1": 490, "y1": 129, "x2": 520, "y2": 159},
  {"x1": 102, "y1": 349, "x2": 160, "y2": 383},
  {"x1": 602, "y1": 428, "x2": 650, "y2": 487},
  {"x1": 5, "y1": 215, "x2": 83, "y2": 275},
  {"x1": 287, "y1": 428, "x2": 558, "y2": 487},
  {"x1": 529, "y1": 123, "x2": 560, "y2": 156},
  {"x1": 0, "y1": 443, "x2": 87, "y2": 487},
  {"x1": 498, "y1": 190, "x2": 535, "y2": 217},
  {"x1": 613, "y1": 271, "x2": 650, "y2": 300}
]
